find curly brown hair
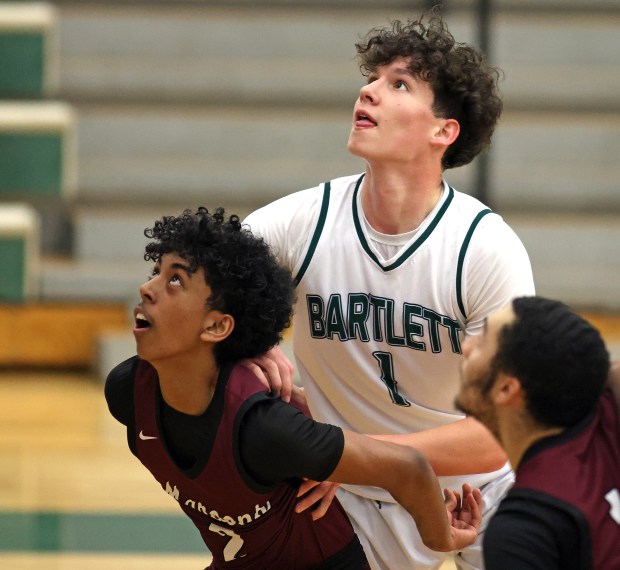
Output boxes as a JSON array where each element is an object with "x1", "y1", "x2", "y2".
[
  {"x1": 144, "y1": 207, "x2": 295, "y2": 365},
  {"x1": 355, "y1": 15, "x2": 503, "y2": 169}
]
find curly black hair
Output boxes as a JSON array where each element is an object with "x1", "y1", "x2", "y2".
[
  {"x1": 355, "y1": 15, "x2": 503, "y2": 169},
  {"x1": 492, "y1": 296, "x2": 610, "y2": 429},
  {"x1": 143, "y1": 207, "x2": 295, "y2": 365}
]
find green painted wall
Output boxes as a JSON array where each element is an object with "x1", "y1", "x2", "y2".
[
  {"x1": 0, "y1": 32, "x2": 45, "y2": 98},
  {"x1": 0, "y1": 133, "x2": 63, "y2": 195},
  {"x1": 0, "y1": 237, "x2": 26, "y2": 302}
]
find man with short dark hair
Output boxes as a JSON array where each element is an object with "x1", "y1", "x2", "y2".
[{"x1": 456, "y1": 296, "x2": 620, "y2": 570}]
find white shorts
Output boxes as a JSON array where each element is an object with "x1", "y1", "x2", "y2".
[{"x1": 337, "y1": 468, "x2": 515, "y2": 570}]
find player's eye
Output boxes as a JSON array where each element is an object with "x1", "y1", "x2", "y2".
[{"x1": 395, "y1": 80, "x2": 408, "y2": 91}]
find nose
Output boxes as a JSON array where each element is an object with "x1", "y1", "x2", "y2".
[
  {"x1": 359, "y1": 81, "x2": 376, "y2": 103},
  {"x1": 139, "y1": 278, "x2": 156, "y2": 303}
]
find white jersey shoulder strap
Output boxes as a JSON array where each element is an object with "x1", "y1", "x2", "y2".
[{"x1": 293, "y1": 179, "x2": 333, "y2": 285}]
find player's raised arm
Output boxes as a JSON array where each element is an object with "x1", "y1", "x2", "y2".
[{"x1": 329, "y1": 430, "x2": 482, "y2": 552}]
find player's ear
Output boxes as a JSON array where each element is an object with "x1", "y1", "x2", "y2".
[
  {"x1": 493, "y1": 374, "x2": 524, "y2": 407},
  {"x1": 431, "y1": 118, "x2": 460, "y2": 147},
  {"x1": 201, "y1": 311, "x2": 234, "y2": 344}
]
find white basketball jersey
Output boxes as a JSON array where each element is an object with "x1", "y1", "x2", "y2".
[{"x1": 245, "y1": 173, "x2": 534, "y2": 501}]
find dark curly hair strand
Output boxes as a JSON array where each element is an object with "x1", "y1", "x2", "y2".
[
  {"x1": 144, "y1": 207, "x2": 295, "y2": 365},
  {"x1": 355, "y1": 15, "x2": 503, "y2": 169}
]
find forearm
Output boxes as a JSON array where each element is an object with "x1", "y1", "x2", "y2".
[
  {"x1": 370, "y1": 417, "x2": 507, "y2": 475},
  {"x1": 330, "y1": 431, "x2": 464, "y2": 552},
  {"x1": 386, "y1": 448, "x2": 458, "y2": 551}
]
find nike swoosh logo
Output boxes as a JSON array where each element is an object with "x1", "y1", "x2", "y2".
[{"x1": 139, "y1": 430, "x2": 158, "y2": 440}]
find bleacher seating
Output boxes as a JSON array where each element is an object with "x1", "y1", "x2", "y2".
[
  {"x1": 0, "y1": 3, "x2": 76, "y2": 254},
  {"x1": 0, "y1": 3, "x2": 112, "y2": 368},
  {"x1": 0, "y1": 2, "x2": 58, "y2": 98},
  {"x1": 1, "y1": 0, "x2": 619, "y2": 369},
  {"x1": 0, "y1": 203, "x2": 40, "y2": 302},
  {"x1": 0, "y1": 101, "x2": 76, "y2": 199}
]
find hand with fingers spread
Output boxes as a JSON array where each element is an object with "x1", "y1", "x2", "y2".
[{"x1": 444, "y1": 484, "x2": 483, "y2": 550}]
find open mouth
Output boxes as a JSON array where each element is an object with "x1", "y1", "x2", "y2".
[
  {"x1": 356, "y1": 111, "x2": 377, "y2": 126},
  {"x1": 135, "y1": 311, "x2": 151, "y2": 330}
]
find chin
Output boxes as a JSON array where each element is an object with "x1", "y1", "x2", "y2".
[
  {"x1": 347, "y1": 134, "x2": 369, "y2": 157},
  {"x1": 346, "y1": 139, "x2": 360, "y2": 157}
]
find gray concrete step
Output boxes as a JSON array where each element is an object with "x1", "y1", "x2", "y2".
[
  {"x1": 40, "y1": 256, "x2": 146, "y2": 302},
  {"x1": 26, "y1": 0, "x2": 620, "y2": 312},
  {"x1": 495, "y1": 12, "x2": 620, "y2": 112},
  {"x1": 71, "y1": 106, "x2": 620, "y2": 213},
  {"x1": 55, "y1": 5, "x2": 620, "y2": 110},
  {"x1": 506, "y1": 213, "x2": 620, "y2": 310},
  {"x1": 72, "y1": 204, "x2": 259, "y2": 262},
  {"x1": 42, "y1": 214, "x2": 620, "y2": 310},
  {"x1": 74, "y1": 104, "x2": 363, "y2": 206},
  {"x1": 492, "y1": 112, "x2": 620, "y2": 211}
]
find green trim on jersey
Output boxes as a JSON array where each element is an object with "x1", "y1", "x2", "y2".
[
  {"x1": 352, "y1": 177, "x2": 455, "y2": 272},
  {"x1": 294, "y1": 181, "x2": 331, "y2": 285},
  {"x1": 456, "y1": 208, "x2": 493, "y2": 319}
]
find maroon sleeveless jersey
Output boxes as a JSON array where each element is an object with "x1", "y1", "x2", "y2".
[
  {"x1": 512, "y1": 390, "x2": 620, "y2": 570},
  {"x1": 133, "y1": 360, "x2": 364, "y2": 569}
]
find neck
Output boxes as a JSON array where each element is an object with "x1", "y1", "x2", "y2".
[
  {"x1": 499, "y1": 417, "x2": 565, "y2": 470},
  {"x1": 151, "y1": 350, "x2": 220, "y2": 416},
  {"x1": 360, "y1": 163, "x2": 444, "y2": 234}
]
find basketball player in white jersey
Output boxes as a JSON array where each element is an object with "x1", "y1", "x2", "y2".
[{"x1": 243, "y1": 14, "x2": 534, "y2": 570}]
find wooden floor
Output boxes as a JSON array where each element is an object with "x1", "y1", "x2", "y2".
[
  {"x1": 0, "y1": 369, "x2": 212, "y2": 570},
  {"x1": 1, "y1": 311, "x2": 618, "y2": 569}
]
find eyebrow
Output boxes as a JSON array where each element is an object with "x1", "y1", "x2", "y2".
[
  {"x1": 482, "y1": 317, "x2": 488, "y2": 334},
  {"x1": 169, "y1": 262, "x2": 193, "y2": 275},
  {"x1": 392, "y1": 66, "x2": 414, "y2": 77},
  {"x1": 370, "y1": 66, "x2": 414, "y2": 80}
]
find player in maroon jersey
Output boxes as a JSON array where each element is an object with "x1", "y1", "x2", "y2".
[
  {"x1": 456, "y1": 296, "x2": 620, "y2": 570},
  {"x1": 105, "y1": 207, "x2": 482, "y2": 569}
]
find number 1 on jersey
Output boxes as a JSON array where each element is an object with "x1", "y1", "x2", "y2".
[{"x1": 373, "y1": 351, "x2": 411, "y2": 407}]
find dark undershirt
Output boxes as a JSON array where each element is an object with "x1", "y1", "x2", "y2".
[
  {"x1": 484, "y1": 494, "x2": 585, "y2": 570},
  {"x1": 104, "y1": 356, "x2": 344, "y2": 487}
]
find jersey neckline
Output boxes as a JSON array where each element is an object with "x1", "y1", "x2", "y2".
[{"x1": 351, "y1": 174, "x2": 455, "y2": 272}]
